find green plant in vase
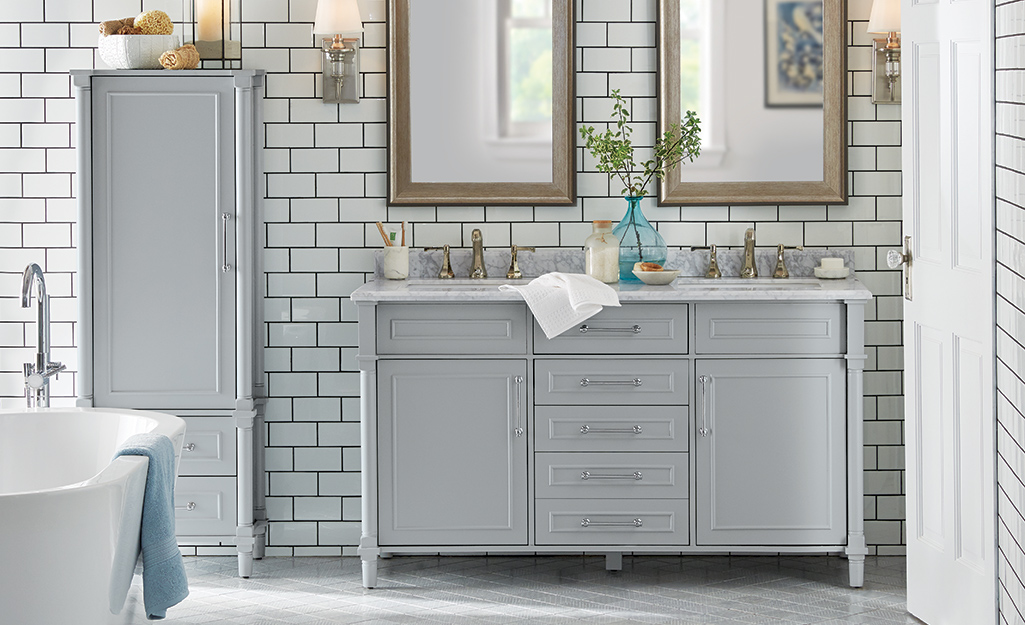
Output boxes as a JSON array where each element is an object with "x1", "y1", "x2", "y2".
[{"x1": 580, "y1": 90, "x2": 701, "y2": 281}]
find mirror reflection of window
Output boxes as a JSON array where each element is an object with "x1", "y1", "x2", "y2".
[
  {"x1": 501, "y1": 0, "x2": 553, "y2": 138},
  {"x1": 679, "y1": 0, "x2": 702, "y2": 118},
  {"x1": 679, "y1": 0, "x2": 726, "y2": 168}
]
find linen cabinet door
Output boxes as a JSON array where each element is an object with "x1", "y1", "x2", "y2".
[
  {"x1": 378, "y1": 359, "x2": 528, "y2": 546},
  {"x1": 90, "y1": 76, "x2": 237, "y2": 410},
  {"x1": 695, "y1": 359, "x2": 846, "y2": 546}
]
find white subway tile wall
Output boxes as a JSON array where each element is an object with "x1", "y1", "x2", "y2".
[
  {"x1": 0, "y1": 0, "x2": 906, "y2": 557},
  {"x1": 996, "y1": 0, "x2": 1025, "y2": 621}
]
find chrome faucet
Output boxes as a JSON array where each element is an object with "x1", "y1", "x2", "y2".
[
  {"x1": 21, "y1": 264, "x2": 65, "y2": 408},
  {"x1": 470, "y1": 228, "x2": 487, "y2": 279},
  {"x1": 740, "y1": 228, "x2": 758, "y2": 278}
]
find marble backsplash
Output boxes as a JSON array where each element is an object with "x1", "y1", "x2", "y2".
[{"x1": 373, "y1": 247, "x2": 857, "y2": 280}]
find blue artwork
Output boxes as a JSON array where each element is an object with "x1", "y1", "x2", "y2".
[{"x1": 766, "y1": 0, "x2": 824, "y2": 107}]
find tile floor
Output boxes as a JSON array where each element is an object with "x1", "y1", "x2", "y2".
[{"x1": 121, "y1": 555, "x2": 920, "y2": 624}]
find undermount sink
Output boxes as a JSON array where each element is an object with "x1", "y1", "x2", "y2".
[
  {"x1": 406, "y1": 279, "x2": 515, "y2": 291},
  {"x1": 672, "y1": 277, "x2": 823, "y2": 290}
]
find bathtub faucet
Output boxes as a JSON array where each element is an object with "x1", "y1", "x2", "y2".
[{"x1": 21, "y1": 263, "x2": 65, "y2": 408}]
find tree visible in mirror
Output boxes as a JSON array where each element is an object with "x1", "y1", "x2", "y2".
[{"x1": 579, "y1": 89, "x2": 701, "y2": 197}]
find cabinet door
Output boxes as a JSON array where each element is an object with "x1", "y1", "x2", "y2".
[
  {"x1": 695, "y1": 359, "x2": 846, "y2": 546},
  {"x1": 378, "y1": 360, "x2": 528, "y2": 546},
  {"x1": 91, "y1": 76, "x2": 236, "y2": 409}
]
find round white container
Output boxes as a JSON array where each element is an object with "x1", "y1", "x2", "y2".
[
  {"x1": 98, "y1": 34, "x2": 180, "y2": 69},
  {"x1": 383, "y1": 246, "x2": 409, "y2": 280}
]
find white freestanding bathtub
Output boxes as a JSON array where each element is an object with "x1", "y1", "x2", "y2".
[{"x1": 0, "y1": 408, "x2": 186, "y2": 625}]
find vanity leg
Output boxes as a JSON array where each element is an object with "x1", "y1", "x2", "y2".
[
  {"x1": 848, "y1": 555, "x2": 865, "y2": 588},
  {"x1": 238, "y1": 550, "x2": 254, "y2": 579},
  {"x1": 254, "y1": 530, "x2": 266, "y2": 560},
  {"x1": 605, "y1": 553, "x2": 623, "y2": 571},
  {"x1": 362, "y1": 555, "x2": 379, "y2": 588}
]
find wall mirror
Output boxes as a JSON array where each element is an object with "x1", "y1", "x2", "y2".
[
  {"x1": 658, "y1": 0, "x2": 847, "y2": 205},
  {"x1": 388, "y1": 0, "x2": 575, "y2": 205}
]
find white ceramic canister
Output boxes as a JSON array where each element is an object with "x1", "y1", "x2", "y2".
[{"x1": 584, "y1": 220, "x2": 620, "y2": 284}]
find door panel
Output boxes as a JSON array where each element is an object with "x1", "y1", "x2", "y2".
[
  {"x1": 954, "y1": 336, "x2": 987, "y2": 571},
  {"x1": 913, "y1": 42, "x2": 942, "y2": 264},
  {"x1": 913, "y1": 323, "x2": 945, "y2": 548},
  {"x1": 92, "y1": 77, "x2": 236, "y2": 409},
  {"x1": 378, "y1": 359, "x2": 528, "y2": 546},
  {"x1": 695, "y1": 359, "x2": 846, "y2": 546},
  {"x1": 903, "y1": 0, "x2": 995, "y2": 620}
]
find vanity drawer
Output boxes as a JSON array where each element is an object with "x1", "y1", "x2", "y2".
[
  {"x1": 695, "y1": 303, "x2": 844, "y2": 355},
  {"x1": 178, "y1": 416, "x2": 236, "y2": 476},
  {"x1": 174, "y1": 476, "x2": 237, "y2": 537},
  {"x1": 535, "y1": 406, "x2": 688, "y2": 452},
  {"x1": 535, "y1": 499, "x2": 689, "y2": 546},
  {"x1": 377, "y1": 304, "x2": 527, "y2": 355},
  {"x1": 535, "y1": 453, "x2": 688, "y2": 499},
  {"x1": 533, "y1": 304, "x2": 688, "y2": 354},
  {"x1": 534, "y1": 359, "x2": 688, "y2": 405}
]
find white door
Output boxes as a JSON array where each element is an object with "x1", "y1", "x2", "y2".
[{"x1": 900, "y1": 0, "x2": 995, "y2": 621}]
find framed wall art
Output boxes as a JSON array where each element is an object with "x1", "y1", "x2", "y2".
[{"x1": 765, "y1": 0, "x2": 824, "y2": 107}]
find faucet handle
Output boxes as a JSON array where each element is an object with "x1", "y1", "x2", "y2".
[
  {"x1": 688, "y1": 246, "x2": 721, "y2": 278},
  {"x1": 705, "y1": 244, "x2": 721, "y2": 279},
  {"x1": 423, "y1": 245, "x2": 454, "y2": 279},
  {"x1": 772, "y1": 244, "x2": 805, "y2": 279},
  {"x1": 507, "y1": 245, "x2": 536, "y2": 280}
]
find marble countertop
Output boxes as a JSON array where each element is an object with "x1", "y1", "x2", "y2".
[
  {"x1": 352, "y1": 248, "x2": 874, "y2": 303},
  {"x1": 351, "y1": 275, "x2": 873, "y2": 303}
]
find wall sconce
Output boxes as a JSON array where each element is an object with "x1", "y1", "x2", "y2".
[
  {"x1": 185, "y1": 0, "x2": 242, "y2": 62},
  {"x1": 867, "y1": 0, "x2": 900, "y2": 104},
  {"x1": 314, "y1": 0, "x2": 364, "y2": 104}
]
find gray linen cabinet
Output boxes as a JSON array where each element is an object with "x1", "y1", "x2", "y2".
[{"x1": 73, "y1": 70, "x2": 267, "y2": 577}]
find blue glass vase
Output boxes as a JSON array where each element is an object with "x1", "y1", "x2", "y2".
[{"x1": 613, "y1": 196, "x2": 667, "y2": 282}]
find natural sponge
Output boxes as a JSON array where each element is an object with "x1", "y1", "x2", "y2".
[
  {"x1": 159, "y1": 44, "x2": 200, "y2": 70},
  {"x1": 134, "y1": 10, "x2": 174, "y2": 35}
]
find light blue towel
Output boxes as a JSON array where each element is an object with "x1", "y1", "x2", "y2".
[{"x1": 114, "y1": 433, "x2": 189, "y2": 620}]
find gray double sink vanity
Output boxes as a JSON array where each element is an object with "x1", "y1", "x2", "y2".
[{"x1": 351, "y1": 249, "x2": 873, "y2": 590}]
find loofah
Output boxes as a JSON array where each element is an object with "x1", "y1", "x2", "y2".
[
  {"x1": 99, "y1": 17, "x2": 134, "y2": 37},
  {"x1": 134, "y1": 10, "x2": 174, "y2": 35},
  {"x1": 159, "y1": 44, "x2": 200, "y2": 70},
  {"x1": 117, "y1": 25, "x2": 143, "y2": 35}
]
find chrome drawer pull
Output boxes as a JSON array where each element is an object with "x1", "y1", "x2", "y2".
[
  {"x1": 580, "y1": 471, "x2": 643, "y2": 481},
  {"x1": 183, "y1": 443, "x2": 196, "y2": 452},
  {"x1": 580, "y1": 425, "x2": 643, "y2": 435},
  {"x1": 580, "y1": 518, "x2": 643, "y2": 528},
  {"x1": 579, "y1": 378, "x2": 642, "y2": 387},
  {"x1": 221, "y1": 213, "x2": 232, "y2": 273},
  {"x1": 698, "y1": 374, "x2": 711, "y2": 437},
  {"x1": 176, "y1": 502, "x2": 197, "y2": 512},
  {"x1": 578, "y1": 324, "x2": 641, "y2": 334},
  {"x1": 514, "y1": 375, "x2": 524, "y2": 437}
]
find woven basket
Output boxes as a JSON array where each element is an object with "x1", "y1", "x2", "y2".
[{"x1": 98, "y1": 34, "x2": 179, "y2": 69}]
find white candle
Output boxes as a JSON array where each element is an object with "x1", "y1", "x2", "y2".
[
  {"x1": 196, "y1": 0, "x2": 229, "y2": 41},
  {"x1": 819, "y1": 257, "x2": 844, "y2": 270}
]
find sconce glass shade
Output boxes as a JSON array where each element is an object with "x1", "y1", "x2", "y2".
[
  {"x1": 314, "y1": 0, "x2": 364, "y2": 34},
  {"x1": 867, "y1": 0, "x2": 900, "y2": 34},
  {"x1": 315, "y1": 0, "x2": 364, "y2": 104},
  {"x1": 867, "y1": 0, "x2": 901, "y2": 104}
]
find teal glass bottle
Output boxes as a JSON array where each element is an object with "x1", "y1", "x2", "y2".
[{"x1": 612, "y1": 196, "x2": 668, "y2": 282}]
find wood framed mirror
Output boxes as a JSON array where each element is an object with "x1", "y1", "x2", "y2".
[
  {"x1": 658, "y1": 0, "x2": 847, "y2": 205},
  {"x1": 388, "y1": 0, "x2": 576, "y2": 205}
]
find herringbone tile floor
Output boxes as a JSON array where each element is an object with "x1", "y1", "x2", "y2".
[{"x1": 120, "y1": 555, "x2": 916, "y2": 624}]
